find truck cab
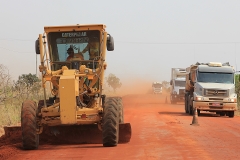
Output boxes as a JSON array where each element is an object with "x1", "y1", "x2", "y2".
[
  {"x1": 170, "y1": 68, "x2": 187, "y2": 104},
  {"x1": 152, "y1": 82, "x2": 163, "y2": 94}
]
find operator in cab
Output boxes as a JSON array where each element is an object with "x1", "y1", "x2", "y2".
[{"x1": 66, "y1": 47, "x2": 84, "y2": 61}]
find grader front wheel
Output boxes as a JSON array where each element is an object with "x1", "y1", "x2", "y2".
[
  {"x1": 21, "y1": 100, "x2": 39, "y2": 150},
  {"x1": 102, "y1": 98, "x2": 119, "y2": 147}
]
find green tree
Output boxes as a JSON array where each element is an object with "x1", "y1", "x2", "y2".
[
  {"x1": 14, "y1": 73, "x2": 41, "y2": 101},
  {"x1": 106, "y1": 74, "x2": 122, "y2": 92}
]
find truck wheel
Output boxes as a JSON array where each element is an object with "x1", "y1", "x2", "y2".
[
  {"x1": 102, "y1": 97, "x2": 119, "y2": 147},
  {"x1": 188, "y1": 95, "x2": 193, "y2": 115},
  {"x1": 219, "y1": 112, "x2": 225, "y2": 116},
  {"x1": 185, "y1": 94, "x2": 189, "y2": 113},
  {"x1": 197, "y1": 109, "x2": 200, "y2": 116},
  {"x1": 21, "y1": 100, "x2": 39, "y2": 150},
  {"x1": 189, "y1": 106, "x2": 193, "y2": 115},
  {"x1": 228, "y1": 111, "x2": 234, "y2": 118}
]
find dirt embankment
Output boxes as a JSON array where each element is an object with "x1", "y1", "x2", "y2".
[{"x1": 0, "y1": 126, "x2": 22, "y2": 160}]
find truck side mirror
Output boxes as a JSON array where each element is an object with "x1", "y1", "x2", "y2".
[
  {"x1": 107, "y1": 34, "x2": 114, "y2": 51},
  {"x1": 35, "y1": 39, "x2": 40, "y2": 54},
  {"x1": 190, "y1": 72, "x2": 196, "y2": 82}
]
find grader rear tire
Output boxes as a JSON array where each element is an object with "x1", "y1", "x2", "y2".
[
  {"x1": 115, "y1": 97, "x2": 124, "y2": 123},
  {"x1": 102, "y1": 97, "x2": 119, "y2": 147},
  {"x1": 118, "y1": 100, "x2": 124, "y2": 123},
  {"x1": 228, "y1": 111, "x2": 234, "y2": 118},
  {"x1": 185, "y1": 93, "x2": 189, "y2": 113},
  {"x1": 21, "y1": 100, "x2": 39, "y2": 150}
]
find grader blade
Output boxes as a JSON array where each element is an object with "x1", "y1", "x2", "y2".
[
  {"x1": 2, "y1": 123, "x2": 131, "y2": 145},
  {"x1": 44, "y1": 124, "x2": 102, "y2": 144},
  {"x1": 119, "y1": 123, "x2": 132, "y2": 143},
  {"x1": 42, "y1": 123, "x2": 131, "y2": 144}
]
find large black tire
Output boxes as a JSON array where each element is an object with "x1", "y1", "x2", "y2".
[
  {"x1": 119, "y1": 101, "x2": 124, "y2": 123},
  {"x1": 106, "y1": 97, "x2": 124, "y2": 123},
  {"x1": 197, "y1": 109, "x2": 200, "y2": 116},
  {"x1": 185, "y1": 93, "x2": 189, "y2": 113},
  {"x1": 220, "y1": 112, "x2": 226, "y2": 116},
  {"x1": 116, "y1": 97, "x2": 124, "y2": 123},
  {"x1": 21, "y1": 100, "x2": 39, "y2": 150},
  {"x1": 188, "y1": 95, "x2": 193, "y2": 115},
  {"x1": 102, "y1": 97, "x2": 119, "y2": 147},
  {"x1": 228, "y1": 111, "x2": 234, "y2": 118}
]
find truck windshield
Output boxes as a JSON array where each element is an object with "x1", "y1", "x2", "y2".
[
  {"x1": 174, "y1": 80, "x2": 185, "y2": 87},
  {"x1": 47, "y1": 30, "x2": 100, "y2": 62},
  {"x1": 153, "y1": 84, "x2": 162, "y2": 88},
  {"x1": 197, "y1": 72, "x2": 234, "y2": 84}
]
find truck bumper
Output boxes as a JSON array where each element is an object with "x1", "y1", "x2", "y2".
[
  {"x1": 153, "y1": 91, "x2": 162, "y2": 94},
  {"x1": 172, "y1": 94, "x2": 185, "y2": 101},
  {"x1": 193, "y1": 101, "x2": 237, "y2": 111},
  {"x1": 153, "y1": 90, "x2": 162, "y2": 94}
]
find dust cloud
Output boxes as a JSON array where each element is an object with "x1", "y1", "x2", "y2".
[{"x1": 103, "y1": 76, "x2": 158, "y2": 97}]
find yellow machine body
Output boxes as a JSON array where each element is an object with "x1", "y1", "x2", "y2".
[
  {"x1": 37, "y1": 24, "x2": 109, "y2": 126},
  {"x1": 19, "y1": 24, "x2": 131, "y2": 149}
]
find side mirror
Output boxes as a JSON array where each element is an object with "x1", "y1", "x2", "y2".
[
  {"x1": 189, "y1": 72, "x2": 196, "y2": 82},
  {"x1": 107, "y1": 34, "x2": 114, "y2": 51},
  {"x1": 35, "y1": 39, "x2": 40, "y2": 54},
  {"x1": 170, "y1": 80, "x2": 172, "y2": 85}
]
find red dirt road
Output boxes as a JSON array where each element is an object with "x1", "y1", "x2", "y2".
[{"x1": 1, "y1": 94, "x2": 240, "y2": 160}]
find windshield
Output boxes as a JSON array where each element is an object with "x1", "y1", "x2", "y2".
[
  {"x1": 197, "y1": 72, "x2": 234, "y2": 84},
  {"x1": 175, "y1": 80, "x2": 185, "y2": 87},
  {"x1": 153, "y1": 84, "x2": 162, "y2": 88},
  {"x1": 47, "y1": 30, "x2": 100, "y2": 62}
]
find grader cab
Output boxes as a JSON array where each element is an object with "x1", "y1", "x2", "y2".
[{"x1": 21, "y1": 24, "x2": 131, "y2": 149}]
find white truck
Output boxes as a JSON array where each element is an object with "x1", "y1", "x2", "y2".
[
  {"x1": 152, "y1": 82, "x2": 163, "y2": 94},
  {"x1": 185, "y1": 62, "x2": 237, "y2": 117},
  {"x1": 170, "y1": 68, "x2": 187, "y2": 104}
]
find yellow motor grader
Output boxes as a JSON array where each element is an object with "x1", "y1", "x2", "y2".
[{"x1": 21, "y1": 24, "x2": 131, "y2": 149}]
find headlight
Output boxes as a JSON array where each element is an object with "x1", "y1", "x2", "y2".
[
  {"x1": 228, "y1": 98, "x2": 236, "y2": 102},
  {"x1": 195, "y1": 96, "x2": 204, "y2": 101}
]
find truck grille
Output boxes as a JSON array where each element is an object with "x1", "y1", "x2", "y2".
[
  {"x1": 205, "y1": 89, "x2": 227, "y2": 96},
  {"x1": 209, "y1": 98, "x2": 223, "y2": 101}
]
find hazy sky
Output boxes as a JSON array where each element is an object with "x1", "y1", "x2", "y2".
[{"x1": 1, "y1": 0, "x2": 240, "y2": 84}]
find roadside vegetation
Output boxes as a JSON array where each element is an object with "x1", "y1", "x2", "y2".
[{"x1": 0, "y1": 64, "x2": 43, "y2": 127}]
